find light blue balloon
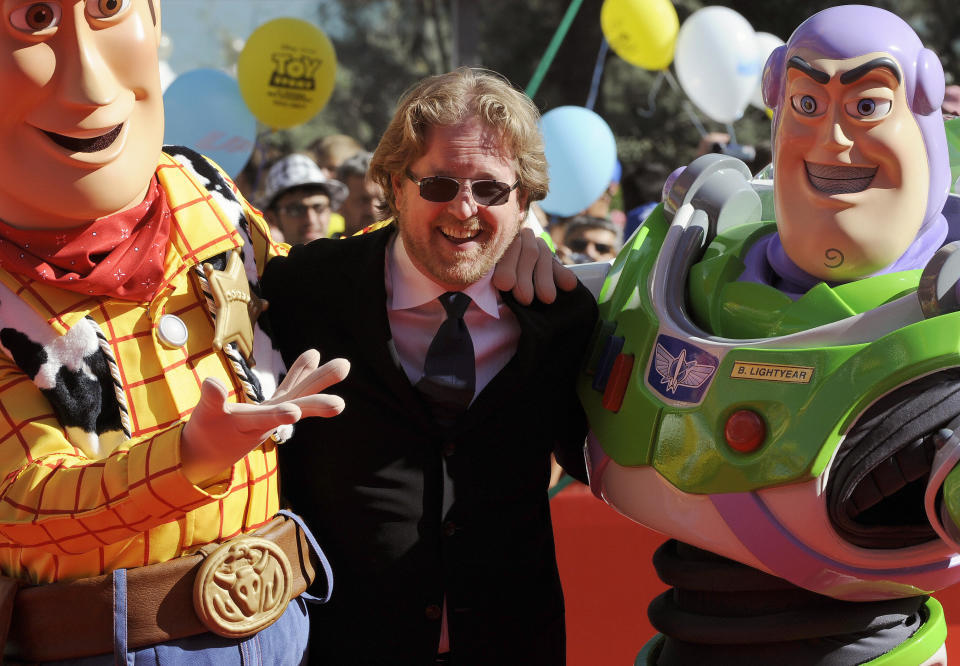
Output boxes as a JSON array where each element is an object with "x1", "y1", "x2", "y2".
[
  {"x1": 539, "y1": 106, "x2": 617, "y2": 218},
  {"x1": 163, "y1": 69, "x2": 257, "y2": 178}
]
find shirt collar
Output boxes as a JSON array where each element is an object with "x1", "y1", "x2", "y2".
[{"x1": 387, "y1": 231, "x2": 502, "y2": 319}]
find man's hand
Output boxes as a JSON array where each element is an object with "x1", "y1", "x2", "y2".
[
  {"x1": 493, "y1": 228, "x2": 579, "y2": 305},
  {"x1": 181, "y1": 350, "x2": 349, "y2": 484}
]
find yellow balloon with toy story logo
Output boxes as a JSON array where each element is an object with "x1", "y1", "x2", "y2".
[
  {"x1": 601, "y1": 0, "x2": 679, "y2": 71},
  {"x1": 237, "y1": 18, "x2": 337, "y2": 130}
]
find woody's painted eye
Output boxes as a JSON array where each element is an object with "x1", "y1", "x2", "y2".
[
  {"x1": 87, "y1": 0, "x2": 130, "y2": 19},
  {"x1": 9, "y1": 3, "x2": 61, "y2": 32}
]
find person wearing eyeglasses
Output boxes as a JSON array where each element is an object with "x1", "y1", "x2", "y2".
[
  {"x1": 262, "y1": 67, "x2": 598, "y2": 665},
  {"x1": 262, "y1": 152, "x2": 349, "y2": 245},
  {"x1": 559, "y1": 215, "x2": 621, "y2": 265}
]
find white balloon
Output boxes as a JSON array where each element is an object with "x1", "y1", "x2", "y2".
[
  {"x1": 749, "y1": 32, "x2": 785, "y2": 110},
  {"x1": 674, "y1": 6, "x2": 760, "y2": 124}
]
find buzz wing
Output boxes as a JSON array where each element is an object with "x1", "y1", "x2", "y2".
[
  {"x1": 679, "y1": 361, "x2": 716, "y2": 389},
  {"x1": 654, "y1": 343, "x2": 675, "y2": 377}
]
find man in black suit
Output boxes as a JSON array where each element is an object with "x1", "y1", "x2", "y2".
[{"x1": 262, "y1": 67, "x2": 598, "y2": 666}]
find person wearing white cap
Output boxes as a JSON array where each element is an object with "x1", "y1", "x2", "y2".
[{"x1": 263, "y1": 153, "x2": 349, "y2": 244}]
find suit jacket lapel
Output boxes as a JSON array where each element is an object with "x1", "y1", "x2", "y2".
[
  {"x1": 348, "y1": 227, "x2": 435, "y2": 428},
  {"x1": 465, "y1": 293, "x2": 554, "y2": 426}
]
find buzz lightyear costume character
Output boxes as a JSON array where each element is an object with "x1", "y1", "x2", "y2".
[{"x1": 580, "y1": 6, "x2": 960, "y2": 664}]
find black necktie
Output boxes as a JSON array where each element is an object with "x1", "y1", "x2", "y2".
[{"x1": 416, "y1": 292, "x2": 475, "y2": 421}]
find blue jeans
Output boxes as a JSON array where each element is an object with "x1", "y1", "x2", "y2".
[{"x1": 51, "y1": 596, "x2": 311, "y2": 666}]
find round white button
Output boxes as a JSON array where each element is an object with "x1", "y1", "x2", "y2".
[{"x1": 157, "y1": 314, "x2": 189, "y2": 348}]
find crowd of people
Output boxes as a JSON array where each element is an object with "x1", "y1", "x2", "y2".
[
  {"x1": 253, "y1": 143, "x2": 629, "y2": 270},
  {"x1": 246, "y1": 133, "x2": 631, "y2": 272},
  {"x1": 243, "y1": 110, "x2": 634, "y2": 269}
]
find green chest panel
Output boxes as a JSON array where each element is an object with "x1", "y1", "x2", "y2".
[{"x1": 580, "y1": 207, "x2": 960, "y2": 494}]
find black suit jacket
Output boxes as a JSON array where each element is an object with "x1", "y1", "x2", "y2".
[{"x1": 262, "y1": 226, "x2": 598, "y2": 666}]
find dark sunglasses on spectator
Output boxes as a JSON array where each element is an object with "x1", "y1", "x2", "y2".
[
  {"x1": 406, "y1": 169, "x2": 519, "y2": 206},
  {"x1": 568, "y1": 239, "x2": 613, "y2": 255}
]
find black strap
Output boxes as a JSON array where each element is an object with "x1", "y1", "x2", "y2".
[
  {"x1": 649, "y1": 540, "x2": 927, "y2": 665},
  {"x1": 827, "y1": 368, "x2": 960, "y2": 548}
]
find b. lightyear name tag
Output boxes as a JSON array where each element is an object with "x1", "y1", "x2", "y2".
[{"x1": 730, "y1": 361, "x2": 814, "y2": 384}]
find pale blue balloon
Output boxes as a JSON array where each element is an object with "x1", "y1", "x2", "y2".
[
  {"x1": 539, "y1": 106, "x2": 617, "y2": 218},
  {"x1": 163, "y1": 69, "x2": 257, "y2": 178}
]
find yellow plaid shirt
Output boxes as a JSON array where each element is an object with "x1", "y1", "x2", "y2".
[{"x1": 0, "y1": 153, "x2": 287, "y2": 584}]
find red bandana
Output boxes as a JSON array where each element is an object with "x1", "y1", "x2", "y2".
[{"x1": 0, "y1": 177, "x2": 172, "y2": 302}]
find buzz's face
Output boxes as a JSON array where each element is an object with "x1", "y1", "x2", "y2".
[
  {"x1": 774, "y1": 49, "x2": 929, "y2": 282},
  {"x1": 0, "y1": 0, "x2": 164, "y2": 229}
]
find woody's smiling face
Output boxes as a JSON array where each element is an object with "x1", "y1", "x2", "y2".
[
  {"x1": 0, "y1": 0, "x2": 164, "y2": 229},
  {"x1": 774, "y1": 49, "x2": 929, "y2": 281}
]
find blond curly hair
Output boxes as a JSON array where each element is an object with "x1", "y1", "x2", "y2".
[{"x1": 369, "y1": 67, "x2": 548, "y2": 220}]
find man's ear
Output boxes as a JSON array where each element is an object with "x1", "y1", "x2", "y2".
[{"x1": 392, "y1": 173, "x2": 404, "y2": 207}]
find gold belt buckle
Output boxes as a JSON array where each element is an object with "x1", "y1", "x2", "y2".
[{"x1": 193, "y1": 534, "x2": 294, "y2": 638}]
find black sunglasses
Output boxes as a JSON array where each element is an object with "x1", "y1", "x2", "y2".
[
  {"x1": 568, "y1": 239, "x2": 613, "y2": 255},
  {"x1": 406, "y1": 169, "x2": 519, "y2": 206}
]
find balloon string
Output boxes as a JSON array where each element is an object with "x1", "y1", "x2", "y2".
[
  {"x1": 525, "y1": 0, "x2": 586, "y2": 99},
  {"x1": 663, "y1": 68, "x2": 708, "y2": 138},
  {"x1": 725, "y1": 122, "x2": 739, "y2": 146},
  {"x1": 585, "y1": 37, "x2": 610, "y2": 111},
  {"x1": 635, "y1": 71, "x2": 665, "y2": 118}
]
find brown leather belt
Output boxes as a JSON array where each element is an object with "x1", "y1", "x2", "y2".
[{"x1": 6, "y1": 515, "x2": 319, "y2": 662}]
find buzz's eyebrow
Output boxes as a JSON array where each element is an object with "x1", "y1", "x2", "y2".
[
  {"x1": 839, "y1": 57, "x2": 902, "y2": 85},
  {"x1": 787, "y1": 56, "x2": 829, "y2": 84}
]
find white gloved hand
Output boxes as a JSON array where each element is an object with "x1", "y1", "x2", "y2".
[{"x1": 181, "y1": 349, "x2": 349, "y2": 484}]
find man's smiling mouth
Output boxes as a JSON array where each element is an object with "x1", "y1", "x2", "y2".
[
  {"x1": 42, "y1": 125, "x2": 123, "y2": 153},
  {"x1": 805, "y1": 161, "x2": 877, "y2": 194},
  {"x1": 440, "y1": 224, "x2": 481, "y2": 244}
]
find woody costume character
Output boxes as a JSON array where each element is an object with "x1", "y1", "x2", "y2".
[
  {"x1": 0, "y1": 0, "x2": 359, "y2": 660},
  {"x1": 0, "y1": 147, "x2": 336, "y2": 662},
  {"x1": 0, "y1": 4, "x2": 570, "y2": 662}
]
